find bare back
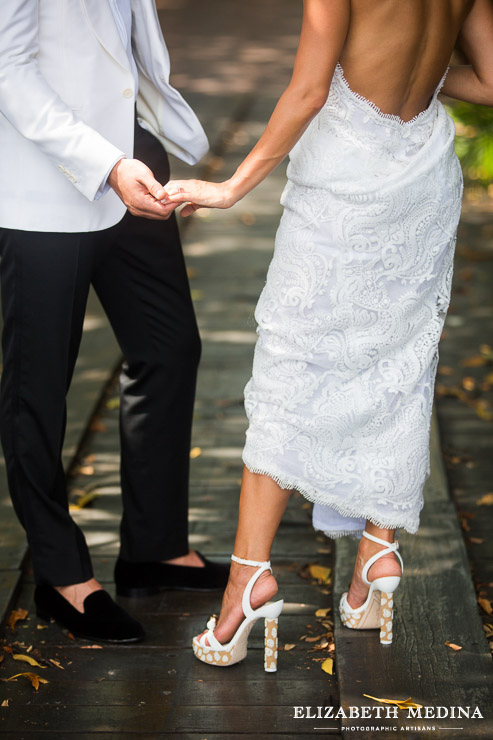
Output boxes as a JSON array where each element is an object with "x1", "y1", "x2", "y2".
[{"x1": 340, "y1": 0, "x2": 475, "y2": 121}]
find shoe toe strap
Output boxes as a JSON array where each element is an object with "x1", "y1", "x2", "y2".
[{"x1": 199, "y1": 628, "x2": 223, "y2": 650}]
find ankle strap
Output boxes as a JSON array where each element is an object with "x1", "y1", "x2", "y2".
[
  {"x1": 231, "y1": 554, "x2": 272, "y2": 618},
  {"x1": 362, "y1": 531, "x2": 397, "y2": 548},
  {"x1": 361, "y1": 531, "x2": 403, "y2": 585},
  {"x1": 231, "y1": 554, "x2": 271, "y2": 568}
]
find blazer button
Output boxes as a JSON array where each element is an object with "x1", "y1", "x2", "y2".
[{"x1": 122, "y1": 88, "x2": 133, "y2": 98}]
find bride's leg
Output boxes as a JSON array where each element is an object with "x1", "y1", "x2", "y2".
[
  {"x1": 347, "y1": 522, "x2": 402, "y2": 608},
  {"x1": 201, "y1": 466, "x2": 290, "y2": 644}
]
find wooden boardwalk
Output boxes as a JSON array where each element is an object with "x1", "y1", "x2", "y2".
[{"x1": 1, "y1": 1, "x2": 493, "y2": 737}]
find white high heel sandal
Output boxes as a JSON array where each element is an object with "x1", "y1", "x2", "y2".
[
  {"x1": 192, "y1": 555, "x2": 284, "y2": 672},
  {"x1": 339, "y1": 531, "x2": 403, "y2": 645}
]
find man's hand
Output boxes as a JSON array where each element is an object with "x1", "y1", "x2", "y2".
[{"x1": 108, "y1": 158, "x2": 177, "y2": 220}]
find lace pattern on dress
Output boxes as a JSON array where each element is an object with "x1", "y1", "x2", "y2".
[{"x1": 242, "y1": 63, "x2": 463, "y2": 538}]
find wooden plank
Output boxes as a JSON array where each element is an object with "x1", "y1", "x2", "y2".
[
  {"x1": 334, "y1": 414, "x2": 493, "y2": 739},
  {"x1": 1, "y1": 678, "x2": 331, "y2": 708},
  {"x1": 164, "y1": 705, "x2": 340, "y2": 736},
  {"x1": 0, "y1": 734, "x2": 331, "y2": 740},
  {"x1": 0, "y1": 646, "x2": 335, "y2": 683},
  {"x1": 10, "y1": 611, "x2": 332, "y2": 650},
  {"x1": 0, "y1": 705, "x2": 171, "y2": 735}
]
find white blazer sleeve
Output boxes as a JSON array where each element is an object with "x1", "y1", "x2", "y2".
[{"x1": 0, "y1": 0, "x2": 125, "y2": 202}]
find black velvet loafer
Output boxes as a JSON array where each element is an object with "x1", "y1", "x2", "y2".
[
  {"x1": 34, "y1": 585, "x2": 145, "y2": 643},
  {"x1": 114, "y1": 551, "x2": 230, "y2": 597}
]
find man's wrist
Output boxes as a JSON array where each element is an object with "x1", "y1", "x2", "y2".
[
  {"x1": 95, "y1": 155, "x2": 126, "y2": 201},
  {"x1": 107, "y1": 156, "x2": 126, "y2": 190}
]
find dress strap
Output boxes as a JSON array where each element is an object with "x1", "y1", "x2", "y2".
[{"x1": 434, "y1": 66, "x2": 449, "y2": 98}]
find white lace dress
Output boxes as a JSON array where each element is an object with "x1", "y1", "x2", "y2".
[{"x1": 242, "y1": 64, "x2": 463, "y2": 538}]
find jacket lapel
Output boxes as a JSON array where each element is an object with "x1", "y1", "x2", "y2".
[{"x1": 80, "y1": 0, "x2": 131, "y2": 72}]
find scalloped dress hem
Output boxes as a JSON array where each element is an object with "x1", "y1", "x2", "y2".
[{"x1": 242, "y1": 456, "x2": 421, "y2": 539}]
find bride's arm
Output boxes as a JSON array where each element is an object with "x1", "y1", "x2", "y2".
[
  {"x1": 441, "y1": 0, "x2": 493, "y2": 106},
  {"x1": 166, "y1": 0, "x2": 350, "y2": 214}
]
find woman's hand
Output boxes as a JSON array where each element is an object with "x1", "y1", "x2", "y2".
[
  {"x1": 164, "y1": 179, "x2": 235, "y2": 217},
  {"x1": 166, "y1": 1, "x2": 349, "y2": 211}
]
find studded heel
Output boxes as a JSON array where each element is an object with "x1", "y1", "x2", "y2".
[
  {"x1": 192, "y1": 555, "x2": 284, "y2": 672},
  {"x1": 339, "y1": 531, "x2": 403, "y2": 645}
]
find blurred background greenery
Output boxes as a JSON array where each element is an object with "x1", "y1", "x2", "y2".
[{"x1": 446, "y1": 102, "x2": 493, "y2": 189}]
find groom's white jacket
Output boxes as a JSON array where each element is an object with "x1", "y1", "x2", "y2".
[{"x1": 0, "y1": 0, "x2": 209, "y2": 233}]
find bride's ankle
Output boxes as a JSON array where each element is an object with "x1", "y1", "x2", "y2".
[
  {"x1": 356, "y1": 541, "x2": 401, "y2": 580},
  {"x1": 227, "y1": 564, "x2": 278, "y2": 607}
]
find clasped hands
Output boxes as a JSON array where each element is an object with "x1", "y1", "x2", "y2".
[{"x1": 108, "y1": 157, "x2": 232, "y2": 221}]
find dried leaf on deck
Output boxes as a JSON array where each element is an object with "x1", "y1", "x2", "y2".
[
  {"x1": 462, "y1": 355, "x2": 488, "y2": 368},
  {"x1": 106, "y1": 397, "x2": 120, "y2": 410},
  {"x1": 321, "y1": 658, "x2": 334, "y2": 674},
  {"x1": 305, "y1": 635, "x2": 324, "y2": 643},
  {"x1": 0, "y1": 654, "x2": 3, "y2": 664},
  {"x1": 445, "y1": 641, "x2": 462, "y2": 651},
  {"x1": 1, "y1": 699, "x2": 9, "y2": 707},
  {"x1": 8, "y1": 609, "x2": 28, "y2": 632},
  {"x1": 480, "y1": 344, "x2": 493, "y2": 359},
  {"x1": 461, "y1": 376, "x2": 476, "y2": 391},
  {"x1": 438, "y1": 365, "x2": 455, "y2": 376},
  {"x1": 283, "y1": 644, "x2": 295, "y2": 651},
  {"x1": 315, "y1": 608, "x2": 331, "y2": 618},
  {"x1": 190, "y1": 447, "x2": 202, "y2": 459},
  {"x1": 478, "y1": 597, "x2": 493, "y2": 615},
  {"x1": 363, "y1": 694, "x2": 423, "y2": 710},
  {"x1": 36, "y1": 625, "x2": 48, "y2": 630},
  {"x1": 309, "y1": 640, "x2": 329, "y2": 652},
  {"x1": 470, "y1": 537, "x2": 484, "y2": 544},
  {"x1": 309, "y1": 564, "x2": 332, "y2": 584},
  {"x1": 69, "y1": 491, "x2": 100, "y2": 510},
  {"x1": 476, "y1": 493, "x2": 493, "y2": 506},
  {"x1": 79, "y1": 644, "x2": 103, "y2": 649},
  {"x1": 49, "y1": 659, "x2": 64, "y2": 670},
  {"x1": 483, "y1": 623, "x2": 493, "y2": 638},
  {"x1": 474, "y1": 400, "x2": 493, "y2": 421},
  {"x1": 1, "y1": 672, "x2": 49, "y2": 690},
  {"x1": 89, "y1": 419, "x2": 107, "y2": 433},
  {"x1": 13, "y1": 653, "x2": 44, "y2": 668}
]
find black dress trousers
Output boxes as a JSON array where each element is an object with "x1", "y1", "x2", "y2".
[{"x1": 0, "y1": 122, "x2": 201, "y2": 585}]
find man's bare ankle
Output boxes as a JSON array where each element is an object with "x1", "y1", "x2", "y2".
[
  {"x1": 54, "y1": 579, "x2": 103, "y2": 613},
  {"x1": 161, "y1": 550, "x2": 204, "y2": 568}
]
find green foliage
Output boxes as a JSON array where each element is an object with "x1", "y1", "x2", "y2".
[{"x1": 446, "y1": 103, "x2": 493, "y2": 186}]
